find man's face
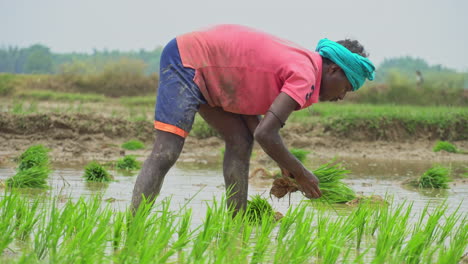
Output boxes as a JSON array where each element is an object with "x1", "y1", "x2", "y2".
[{"x1": 319, "y1": 65, "x2": 353, "y2": 102}]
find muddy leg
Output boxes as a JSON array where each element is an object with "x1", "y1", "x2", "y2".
[
  {"x1": 131, "y1": 130, "x2": 185, "y2": 212},
  {"x1": 199, "y1": 105, "x2": 254, "y2": 213}
]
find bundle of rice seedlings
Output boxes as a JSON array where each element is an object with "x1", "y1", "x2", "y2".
[
  {"x1": 246, "y1": 195, "x2": 275, "y2": 223},
  {"x1": 417, "y1": 166, "x2": 451, "y2": 189},
  {"x1": 6, "y1": 167, "x2": 50, "y2": 188},
  {"x1": 7, "y1": 145, "x2": 51, "y2": 188},
  {"x1": 433, "y1": 141, "x2": 458, "y2": 153},
  {"x1": 16, "y1": 144, "x2": 50, "y2": 171},
  {"x1": 270, "y1": 161, "x2": 356, "y2": 203},
  {"x1": 313, "y1": 162, "x2": 356, "y2": 203},
  {"x1": 121, "y1": 139, "x2": 145, "y2": 150},
  {"x1": 116, "y1": 155, "x2": 140, "y2": 171},
  {"x1": 290, "y1": 148, "x2": 310, "y2": 163},
  {"x1": 83, "y1": 161, "x2": 112, "y2": 182}
]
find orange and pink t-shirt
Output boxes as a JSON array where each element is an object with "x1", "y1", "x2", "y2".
[{"x1": 176, "y1": 24, "x2": 322, "y2": 115}]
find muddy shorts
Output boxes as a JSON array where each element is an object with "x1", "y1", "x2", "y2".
[{"x1": 154, "y1": 38, "x2": 206, "y2": 138}]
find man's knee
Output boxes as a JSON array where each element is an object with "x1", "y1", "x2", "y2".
[
  {"x1": 225, "y1": 133, "x2": 253, "y2": 155},
  {"x1": 148, "y1": 148, "x2": 180, "y2": 170}
]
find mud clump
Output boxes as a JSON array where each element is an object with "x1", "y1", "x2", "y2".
[{"x1": 270, "y1": 176, "x2": 299, "y2": 198}]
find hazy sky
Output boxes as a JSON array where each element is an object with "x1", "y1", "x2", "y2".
[{"x1": 1, "y1": 0, "x2": 467, "y2": 71}]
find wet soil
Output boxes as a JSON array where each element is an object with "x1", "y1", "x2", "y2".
[{"x1": 0, "y1": 112, "x2": 467, "y2": 169}]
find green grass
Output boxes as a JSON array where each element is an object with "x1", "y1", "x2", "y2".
[
  {"x1": 16, "y1": 90, "x2": 106, "y2": 102},
  {"x1": 289, "y1": 103, "x2": 468, "y2": 140},
  {"x1": 290, "y1": 148, "x2": 310, "y2": 163},
  {"x1": 120, "y1": 96, "x2": 155, "y2": 106},
  {"x1": 0, "y1": 73, "x2": 16, "y2": 95},
  {"x1": 121, "y1": 139, "x2": 145, "y2": 150},
  {"x1": 433, "y1": 141, "x2": 458, "y2": 153},
  {"x1": 83, "y1": 161, "x2": 112, "y2": 182},
  {"x1": 191, "y1": 114, "x2": 218, "y2": 139},
  {"x1": 116, "y1": 155, "x2": 141, "y2": 171}
]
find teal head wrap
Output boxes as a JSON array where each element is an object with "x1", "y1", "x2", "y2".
[{"x1": 315, "y1": 38, "x2": 375, "y2": 91}]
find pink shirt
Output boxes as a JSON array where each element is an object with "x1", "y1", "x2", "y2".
[{"x1": 176, "y1": 24, "x2": 322, "y2": 115}]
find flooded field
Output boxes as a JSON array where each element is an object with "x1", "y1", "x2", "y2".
[
  {"x1": 1, "y1": 143, "x2": 467, "y2": 263},
  {"x1": 1, "y1": 156, "x2": 467, "y2": 222}
]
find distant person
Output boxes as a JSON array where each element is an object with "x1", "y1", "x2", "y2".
[
  {"x1": 416, "y1": 70, "x2": 424, "y2": 88},
  {"x1": 131, "y1": 24, "x2": 375, "y2": 213}
]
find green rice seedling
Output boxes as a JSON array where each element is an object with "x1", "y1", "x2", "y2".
[
  {"x1": 274, "y1": 203, "x2": 319, "y2": 263},
  {"x1": 7, "y1": 167, "x2": 51, "y2": 188},
  {"x1": 246, "y1": 195, "x2": 275, "y2": 223},
  {"x1": 270, "y1": 161, "x2": 356, "y2": 203},
  {"x1": 436, "y1": 216, "x2": 468, "y2": 264},
  {"x1": 418, "y1": 166, "x2": 451, "y2": 189},
  {"x1": 116, "y1": 155, "x2": 141, "y2": 171},
  {"x1": 250, "y1": 214, "x2": 276, "y2": 264},
  {"x1": 16, "y1": 144, "x2": 50, "y2": 171},
  {"x1": 290, "y1": 148, "x2": 310, "y2": 163},
  {"x1": 121, "y1": 139, "x2": 145, "y2": 150},
  {"x1": 313, "y1": 162, "x2": 356, "y2": 203},
  {"x1": 433, "y1": 140, "x2": 458, "y2": 153},
  {"x1": 348, "y1": 204, "x2": 374, "y2": 249},
  {"x1": 401, "y1": 203, "x2": 447, "y2": 264},
  {"x1": 0, "y1": 193, "x2": 19, "y2": 254},
  {"x1": 14, "y1": 198, "x2": 40, "y2": 240},
  {"x1": 54, "y1": 200, "x2": 112, "y2": 263},
  {"x1": 373, "y1": 202, "x2": 413, "y2": 262},
  {"x1": 83, "y1": 161, "x2": 112, "y2": 182},
  {"x1": 314, "y1": 212, "x2": 354, "y2": 263}
]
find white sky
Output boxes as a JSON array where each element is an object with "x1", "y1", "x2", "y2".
[{"x1": 1, "y1": 0, "x2": 467, "y2": 71}]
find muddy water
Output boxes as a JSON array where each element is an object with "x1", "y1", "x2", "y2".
[{"x1": 0, "y1": 156, "x2": 467, "y2": 226}]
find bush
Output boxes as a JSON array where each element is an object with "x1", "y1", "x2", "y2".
[
  {"x1": 59, "y1": 58, "x2": 158, "y2": 97},
  {"x1": 121, "y1": 139, "x2": 145, "y2": 150},
  {"x1": 116, "y1": 155, "x2": 141, "y2": 171},
  {"x1": 83, "y1": 161, "x2": 112, "y2": 182},
  {"x1": 0, "y1": 73, "x2": 16, "y2": 96},
  {"x1": 347, "y1": 71, "x2": 467, "y2": 106}
]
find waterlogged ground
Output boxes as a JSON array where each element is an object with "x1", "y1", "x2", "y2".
[
  {"x1": 1, "y1": 155, "x2": 467, "y2": 263},
  {"x1": 0, "y1": 156, "x2": 467, "y2": 223}
]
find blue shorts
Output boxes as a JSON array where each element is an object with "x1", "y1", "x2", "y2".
[{"x1": 154, "y1": 38, "x2": 207, "y2": 138}]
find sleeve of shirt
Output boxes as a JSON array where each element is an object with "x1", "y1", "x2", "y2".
[{"x1": 280, "y1": 63, "x2": 317, "y2": 109}]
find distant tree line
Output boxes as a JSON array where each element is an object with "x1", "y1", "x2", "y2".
[
  {"x1": 0, "y1": 44, "x2": 163, "y2": 75},
  {"x1": 0, "y1": 44, "x2": 465, "y2": 82}
]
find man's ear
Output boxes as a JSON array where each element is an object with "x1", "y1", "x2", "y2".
[{"x1": 329, "y1": 63, "x2": 341, "y2": 73}]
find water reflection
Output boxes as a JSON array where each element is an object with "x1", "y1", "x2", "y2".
[{"x1": 0, "y1": 159, "x2": 467, "y2": 222}]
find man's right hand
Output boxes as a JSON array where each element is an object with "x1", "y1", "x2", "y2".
[{"x1": 294, "y1": 169, "x2": 322, "y2": 199}]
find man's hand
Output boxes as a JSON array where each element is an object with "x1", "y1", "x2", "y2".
[
  {"x1": 280, "y1": 166, "x2": 321, "y2": 198},
  {"x1": 294, "y1": 169, "x2": 322, "y2": 199}
]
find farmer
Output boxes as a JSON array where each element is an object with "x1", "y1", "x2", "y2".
[{"x1": 131, "y1": 24, "x2": 375, "y2": 212}]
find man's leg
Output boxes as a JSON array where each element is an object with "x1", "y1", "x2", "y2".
[
  {"x1": 131, "y1": 130, "x2": 185, "y2": 211},
  {"x1": 199, "y1": 105, "x2": 254, "y2": 213}
]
